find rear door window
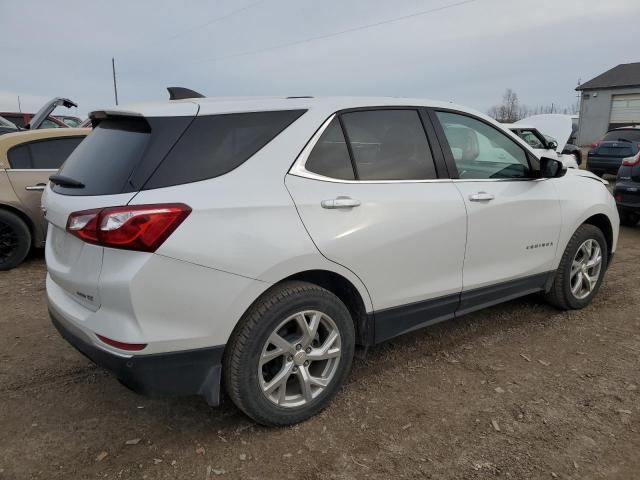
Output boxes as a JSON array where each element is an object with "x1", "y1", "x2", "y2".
[
  {"x1": 8, "y1": 137, "x2": 84, "y2": 169},
  {"x1": 339, "y1": 109, "x2": 437, "y2": 180}
]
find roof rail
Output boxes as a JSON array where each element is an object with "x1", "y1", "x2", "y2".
[{"x1": 167, "y1": 87, "x2": 205, "y2": 100}]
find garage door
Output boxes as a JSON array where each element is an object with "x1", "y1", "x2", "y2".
[{"x1": 609, "y1": 93, "x2": 640, "y2": 129}]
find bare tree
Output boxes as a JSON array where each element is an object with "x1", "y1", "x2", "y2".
[{"x1": 488, "y1": 89, "x2": 525, "y2": 123}]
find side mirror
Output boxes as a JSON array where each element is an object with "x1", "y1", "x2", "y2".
[
  {"x1": 540, "y1": 156, "x2": 566, "y2": 178},
  {"x1": 547, "y1": 139, "x2": 558, "y2": 151}
]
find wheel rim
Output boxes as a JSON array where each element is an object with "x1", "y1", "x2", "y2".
[
  {"x1": 0, "y1": 221, "x2": 19, "y2": 265},
  {"x1": 258, "y1": 310, "x2": 342, "y2": 408},
  {"x1": 570, "y1": 239, "x2": 603, "y2": 299}
]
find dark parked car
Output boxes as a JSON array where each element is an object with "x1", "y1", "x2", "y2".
[
  {"x1": 614, "y1": 151, "x2": 640, "y2": 227},
  {"x1": 587, "y1": 127, "x2": 640, "y2": 177}
]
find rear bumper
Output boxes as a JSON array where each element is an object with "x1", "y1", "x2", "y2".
[
  {"x1": 586, "y1": 157, "x2": 622, "y2": 174},
  {"x1": 49, "y1": 304, "x2": 224, "y2": 406}
]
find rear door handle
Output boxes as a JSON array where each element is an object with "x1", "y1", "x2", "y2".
[
  {"x1": 25, "y1": 183, "x2": 47, "y2": 191},
  {"x1": 468, "y1": 192, "x2": 495, "y2": 202},
  {"x1": 321, "y1": 197, "x2": 361, "y2": 209}
]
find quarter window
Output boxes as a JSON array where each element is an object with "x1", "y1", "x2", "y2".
[
  {"x1": 436, "y1": 112, "x2": 530, "y2": 179},
  {"x1": 340, "y1": 110, "x2": 437, "y2": 181},
  {"x1": 7, "y1": 137, "x2": 84, "y2": 169},
  {"x1": 305, "y1": 118, "x2": 355, "y2": 180}
]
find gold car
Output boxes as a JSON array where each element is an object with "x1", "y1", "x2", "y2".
[{"x1": 0, "y1": 128, "x2": 89, "y2": 269}]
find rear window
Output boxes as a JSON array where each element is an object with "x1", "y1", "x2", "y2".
[
  {"x1": 53, "y1": 110, "x2": 305, "y2": 196},
  {"x1": 602, "y1": 130, "x2": 640, "y2": 143}
]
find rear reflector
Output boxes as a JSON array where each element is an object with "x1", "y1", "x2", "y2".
[
  {"x1": 66, "y1": 203, "x2": 191, "y2": 252},
  {"x1": 96, "y1": 334, "x2": 147, "y2": 351},
  {"x1": 622, "y1": 153, "x2": 640, "y2": 167}
]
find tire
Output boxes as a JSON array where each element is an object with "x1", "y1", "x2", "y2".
[
  {"x1": 620, "y1": 211, "x2": 639, "y2": 227},
  {"x1": 545, "y1": 224, "x2": 608, "y2": 310},
  {"x1": 224, "y1": 280, "x2": 355, "y2": 426},
  {"x1": 0, "y1": 210, "x2": 31, "y2": 271}
]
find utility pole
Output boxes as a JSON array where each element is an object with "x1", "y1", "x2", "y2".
[
  {"x1": 17, "y1": 95, "x2": 22, "y2": 112},
  {"x1": 112, "y1": 57, "x2": 119, "y2": 105}
]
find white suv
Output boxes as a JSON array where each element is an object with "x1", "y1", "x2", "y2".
[{"x1": 44, "y1": 96, "x2": 619, "y2": 426}]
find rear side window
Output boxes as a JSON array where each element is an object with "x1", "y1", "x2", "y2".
[
  {"x1": 305, "y1": 118, "x2": 355, "y2": 180},
  {"x1": 340, "y1": 110, "x2": 437, "y2": 181},
  {"x1": 146, "y1": 110, "x2": 306, "y2": 189},
  {"x1": 8, "y1": 137, "x2": 84, "y2": 169}
]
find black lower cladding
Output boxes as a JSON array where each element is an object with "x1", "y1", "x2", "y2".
[
  {"x1": 49, "y1": 306, "x2": 224, "y2": 406},
  {"x1": 372, "y1": 272, "x2": 554, "y2": 344}
]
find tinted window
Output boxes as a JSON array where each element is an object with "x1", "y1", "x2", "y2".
[
  {"x1": 8, "y1": 137, "x2": 83, "y2": 169},
  {"x1": 340, "y1": 110, "x2": 436, "y2": 180},
  {"x1": 146, "y1": 110, "x2": 306, "y2": 189},
  {"x1": 7, "y1": 144, "x2": 30, "y2": 168},
  {"x1": 305, "y1": 118, "x2": 354, "y2": 180},
  {"x1": 436, "y1": 112, "x2": 530, "y2": 179},
  {"x1": 29, "y1": 137, "x2": 84, "y2": 168},
  {"x1": 54, "y1": 110, "x2": 305, "y2": 196},
  {"x1": 602, "y1": 129, "x2": 640, "y2": 143},
  {"x1": 54, "y1": 118, "x2": 154, "y2": 196}
]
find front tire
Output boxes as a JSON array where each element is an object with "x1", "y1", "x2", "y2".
[
  {"x1": 224, "y1": 281, "x2": 355, "y2": 426},
  {"x1": 0, "y1": 210, "x2": 31, "y2": 271},
  {"x1": 545, "y1": 224, "x2": 607, "y2": 310}
]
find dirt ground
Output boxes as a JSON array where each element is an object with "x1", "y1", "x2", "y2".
[{"x1": 1, "y1": 226, "x2": 639, "y2": 480}]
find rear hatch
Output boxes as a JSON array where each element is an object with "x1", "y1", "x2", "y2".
[
  {"x1": 44, "y1": 103, "x2": 199, "y2": 310},
  {"x1": 591, "y1": 130, "x2": 640, "y2": 162}
]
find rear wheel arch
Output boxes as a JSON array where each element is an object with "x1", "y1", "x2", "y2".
[{"x1": 285, "y1": 270, "x2": 372, "y2": 346}]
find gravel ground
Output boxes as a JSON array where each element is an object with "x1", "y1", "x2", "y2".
[{"x1": 1, "y1": 225, "x2": 639, "y2": 480}]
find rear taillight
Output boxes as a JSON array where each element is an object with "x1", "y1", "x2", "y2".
[
  {"x1": 590, "y1": 141, "x2": 600, "y2": 149},
  {"x1": 622, "y1": 153, "x2": 640, "y2": 167},
  {"x1": 66, "y1": 203, "x2": 191, "y2": 252}
]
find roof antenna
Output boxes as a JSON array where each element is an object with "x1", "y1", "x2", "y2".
[{"x1": 167, "y1": 87, "x2": 205, "y2": 100}]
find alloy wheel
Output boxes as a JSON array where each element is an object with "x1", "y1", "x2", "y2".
[
  {"x1": 570, "y1": 239, "x2": 602, "y2": 300},
  {"x1": 258, "y1": 310, "x2": 342, "y2": 408}
]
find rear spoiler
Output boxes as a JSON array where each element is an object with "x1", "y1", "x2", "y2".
[{"x1": 88, "y1": 110, "x2": 149, "y2": 130}]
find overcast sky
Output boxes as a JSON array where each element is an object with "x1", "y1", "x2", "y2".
[{"x1": 1, "y1": 0, "x2": 638, "y2": 118}]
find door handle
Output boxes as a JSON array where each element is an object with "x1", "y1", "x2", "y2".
[
  {"x1": 25, "y1": 183, "x2": 47, "y2": 191},
  {"x1": 468, "y1": 192, "x2": 495, "y2": 202},
  {"x1": 321, "y1": 197, "x2": 361, "y2": 209}
]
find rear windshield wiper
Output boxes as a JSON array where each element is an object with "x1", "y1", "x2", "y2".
[{"x1": 49, "y1": 174, "x2": 85, "y2": 188}]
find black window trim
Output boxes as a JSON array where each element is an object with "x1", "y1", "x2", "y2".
[
  {"x1": 291, "y1": 105, "x2": 448, "y2": 183},
  {"x1": 6, "y1": 135, "x2": 87, "y2": 170},
  {"x1": 426, "y1": 107, "x2": 540, "y2": 181}
]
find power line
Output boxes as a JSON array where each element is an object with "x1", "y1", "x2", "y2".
[
  {"x1": 163, "y1": 0, "x2": 267, "y2": 42},
  {"x1": 192, "y1": 0, "x2": 480, "y2": 65}
]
